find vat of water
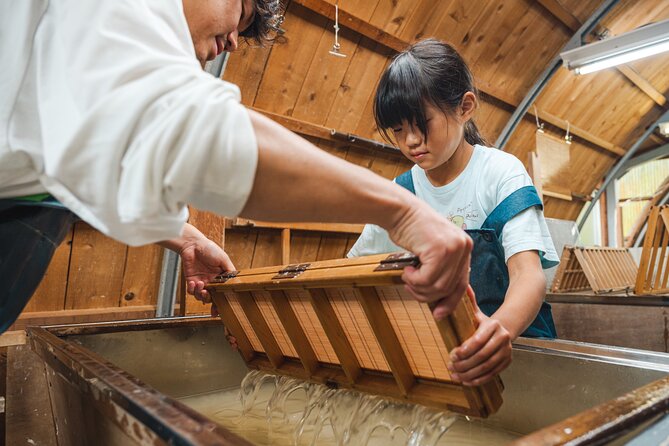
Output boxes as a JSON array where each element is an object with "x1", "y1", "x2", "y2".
[{"x1": 24, "y1": 317, "x2": 669, "y2": 445}]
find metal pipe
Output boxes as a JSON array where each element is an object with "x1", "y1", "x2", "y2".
[
  {"x1": 578, "y1": 109, "x2": 669, "y2": 232},
  {"x1": 495, "y1": 0, "x2": 622, "y2": 151},
  {"x1": 155, "y1": 52, "x2": 230, "y2": 318}
]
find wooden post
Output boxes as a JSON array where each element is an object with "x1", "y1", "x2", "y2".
[{"x1": 281, "y1": 228, "x2": 291, "y2": 265}]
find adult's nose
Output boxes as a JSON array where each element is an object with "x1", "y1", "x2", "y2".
[{"x1": 225, "y1": 30, "x2": 239, "y2": 52}]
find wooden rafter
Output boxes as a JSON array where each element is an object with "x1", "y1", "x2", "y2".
[
  {"x1": 617, "y1": 65, "x2": 668, "y2": 107},
  {"x1": 535, "y1": 0, "x2": 668, "y2": 108},
  {"x1": 294, "y1": 0, "x2": 628, "y2": 162},
  {"x1": 536, "y1": 0, "x2": 582, "y2": 33},
  {"x1": 532, "y1": 109, "x2": 626, "y2": 157}
]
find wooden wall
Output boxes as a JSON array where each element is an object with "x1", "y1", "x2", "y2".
[{"x1": 12, "y1": 222, "x2": 162, "y2": 329}]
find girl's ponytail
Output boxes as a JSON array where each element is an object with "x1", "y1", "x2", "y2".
[{"x1": 464, "y1": 120, "x2": 487, "y2": 146}]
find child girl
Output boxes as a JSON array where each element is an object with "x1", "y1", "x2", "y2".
[{"x1": 348, "y1": 39, "x2": 560, "y2": 386}]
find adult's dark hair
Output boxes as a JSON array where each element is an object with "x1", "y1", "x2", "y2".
[
  {"x1": 374, "y1": 38, "x2": 487, "y2": 146},
  {"x1": 239, "y1": 0, "x2": 283, "y2": 45}
]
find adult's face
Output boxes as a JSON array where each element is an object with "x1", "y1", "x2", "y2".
[{"x1": 182, "y1": 0, "x2": 255, "y2": 66}]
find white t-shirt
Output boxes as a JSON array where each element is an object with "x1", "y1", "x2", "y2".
[
  {"x1": 348, "y1": 145, "x2": 560, "y2": 268},
  {"x1": 0, "y1": 0, "x2": 258, "y2": 246}
]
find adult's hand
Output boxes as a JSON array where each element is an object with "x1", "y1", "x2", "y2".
[
  {"x1": 158, "y1": 223, "x2": 235, "y2": 303},
  {"x1": 387, "y1": 202, "x2": 473, "y2": 320}
]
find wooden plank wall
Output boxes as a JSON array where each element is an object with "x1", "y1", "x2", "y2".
[{"x1": 14, "y1": 222, "x2": 163, "y2": 328}]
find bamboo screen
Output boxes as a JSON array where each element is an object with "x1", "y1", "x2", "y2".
[{"x1": 209, "y1": 254, "x2": 503, "y2": 418}]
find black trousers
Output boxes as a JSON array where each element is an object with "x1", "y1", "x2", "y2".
[{"x1": 0, "y1": 203, "x2": 76, "y2": 333}]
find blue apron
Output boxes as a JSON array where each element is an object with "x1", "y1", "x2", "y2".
[{"x1": 396, "y1": 171, "x2": 557, "y2": 338}]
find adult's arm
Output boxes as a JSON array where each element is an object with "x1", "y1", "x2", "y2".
[{"x1": 239, "y1": 110, "x2": 473, "y2": 317}]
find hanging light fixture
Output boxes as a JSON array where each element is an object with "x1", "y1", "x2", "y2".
[{"x1": 561, "y1": 18, "x2": 669, "y2": 75}]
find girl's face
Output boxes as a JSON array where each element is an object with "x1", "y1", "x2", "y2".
[{"x1": 392, "y1": 102, "x2": 466, "y2": 171}]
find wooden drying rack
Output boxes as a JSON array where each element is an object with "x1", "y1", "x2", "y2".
[
  {"x1": 207, "y1": 253, "x2": 503, "y2": 418},
  {"x1": 551, "y1": 246, "x2": 638, "y2": 294},
  {"x1": 636, "y1": 205, "x2": 669, "y2": 295}
]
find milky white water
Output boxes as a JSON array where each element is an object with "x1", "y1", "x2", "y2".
[{"x1": 177, "y1": 371, "x2": 520, "y2": 445}]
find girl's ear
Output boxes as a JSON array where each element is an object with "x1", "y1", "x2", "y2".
[{"x1": 460, "y1": 91, "x2": 477, "y2": 121}]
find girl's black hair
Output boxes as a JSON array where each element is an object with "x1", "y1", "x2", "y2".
[{"x1": 374, "y1": 38, "x2": 487, "y2": 146}]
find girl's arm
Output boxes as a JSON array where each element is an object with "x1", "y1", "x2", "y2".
[
  {"x1": 447, "y1": 251, "x2": 545, "y2": 385},
  {"x1": 491, "y1": 250, "x2": 545, "y2": 339}
]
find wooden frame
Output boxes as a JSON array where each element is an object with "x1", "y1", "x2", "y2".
[
  {"x1": 636, "y1": 205, "x2": 669, "y2": 295},
  {"x1": 208, "y1": 253, "x2": 503, "y2": 418},
  {"x1": 551, "y1": 246, "x2": 638, "y2": 294}
]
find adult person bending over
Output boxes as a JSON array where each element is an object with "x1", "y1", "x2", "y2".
[{"x1": 0, "y1": 0, "x2": 472, "y2": 333}]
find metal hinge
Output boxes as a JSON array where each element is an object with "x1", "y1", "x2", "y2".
[
  {"x1": 374, "y1": 253, "x2": 420, "y2": 271},
  {"x1": 272, "y1": 263, "x2": 311, "y2": 280},
  {"x1": 211, "y1": 270, "x2": 239, "y2": 283}
]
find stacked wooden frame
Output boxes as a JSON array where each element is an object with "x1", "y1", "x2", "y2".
[
  {"x1": 551, "y1": 246, "x2": 638, "y2": 294},
  {"x1": 636, "y1": 206, "x2": 669, "y2": 295},
  {"x1": 208, "y1": 253, "x2": 503, "y2": 418}
]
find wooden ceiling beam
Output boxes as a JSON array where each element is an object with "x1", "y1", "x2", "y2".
[
  {"x1": 252, "y1": 107, "x2": 401, "y2": 155},
  {"x1": 536, "y1": 0, "x2": 582, "y2": 32},
  {"x1": 531, "y1": 109, "x2": 626, "y2": 157},
  {"x1": 616, "y1": 65, "x2": 668, "y2": 107},
  {"x1": 535, "y1": 0, "x2": 667, "y2": 108},
  {"x1": 291, "y1": 0, "x2": 405, "y2": 52}
]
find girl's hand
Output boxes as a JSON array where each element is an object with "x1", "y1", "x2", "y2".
[{"x1": 447, "y1": 286, "x2": 512, "y2": 386}]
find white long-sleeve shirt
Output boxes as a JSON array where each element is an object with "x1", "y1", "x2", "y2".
[{"x1": 0, "y1": 0, "x2": 258, "y2": 246}]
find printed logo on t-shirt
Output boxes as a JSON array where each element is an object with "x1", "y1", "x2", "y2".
[{"x1": 448, "y1": 202, "x2": 481, "y2": 229}]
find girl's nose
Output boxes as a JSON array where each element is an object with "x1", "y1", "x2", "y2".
[
  {"x1": 405, "y1": 128, "x2": 422, "y2": 147},
  {"x1": 225, "y1": 30, "x2": 239, "y2": 52}
]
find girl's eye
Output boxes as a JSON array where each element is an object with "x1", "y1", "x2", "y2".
[{"x1": 393, "y1": 127, "x2": 402, "y2": 133}]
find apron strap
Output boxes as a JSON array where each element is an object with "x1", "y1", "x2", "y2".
[
  {"x1": 395, "y1": 170, "x2": 416, "y2": 195},
  {"x1": 481, "y1": 185, "x2": 543, "y2": 236}
]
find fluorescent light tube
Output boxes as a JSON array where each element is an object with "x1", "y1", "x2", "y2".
[{"x1": 561, "y1": 19, "x2": 669, "y2": 75}]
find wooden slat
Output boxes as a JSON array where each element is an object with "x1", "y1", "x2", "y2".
[
  {"x1": 26, "y1": 225, "x2": 73, "y2": 312},
  {"x1": 120, "y1": 245, "x2": 162, "y2": 307},
  {"x1": 0, "y1": 331, "x2": 27, "y2": 347},
  {"x1": 6, "y1": 345, "x2": 57, "y2": 446},
  {"x1": 292, "y1": 0, "x2": 405, "y2": 53},
  {"x1": 281, "y1": 228, "x2": 291, "y2": 265},
  {"x1": 232, "y1": 217, "x2": 364, "y2": 234},
  {"x1": 9, "y1": 306, "x2": 157, "y2": 331},
  {"x1": 236, "y1": 291, "x2": 284, "y2": 369},
  {"x1": 307, "y1": 288, "x2": 362, "y2": 384},
  {"x1": 357, "y1": 286, "x2": 414, "y2": 396},
  {"x1": 65, "y1": 223, "x2": 127, "y2": 310},
  {"x1": 268, "y1": 290, "x2": 320, "y2": 376},
  {"x1": 211, "y1": 294, "x2": 255, "y2": 362}
]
